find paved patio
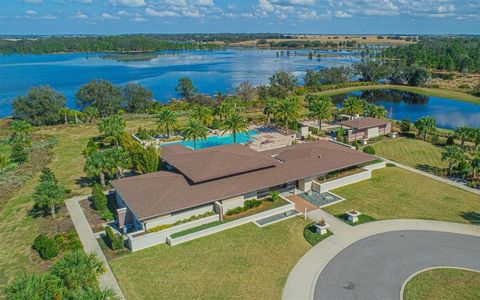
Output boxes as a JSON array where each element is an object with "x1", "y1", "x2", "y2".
[{"x1": 287, "y1": 194, "x2": 318, "y2": 213}]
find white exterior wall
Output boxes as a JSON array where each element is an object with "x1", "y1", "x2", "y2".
[
  {"x1": 222, "y1": 195, "x2": 246, "y2": 212},
  {"x1": 367, "y1": 127, "x2": 379, "y2": 138},
  {"x1": 315, "y1": 170, "x2": 372, "y2": 193},
  {"x1": 298, "y1": 176, "x2": 314, "y2": 192},
  {"x1": 127, "y1": 214, "x2": 220, "y2": 252},
  {"x1": 144, "y1": 203, "x2": 214, "y2": 230}
]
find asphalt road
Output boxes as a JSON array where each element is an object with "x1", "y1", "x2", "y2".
[{"x1": 314, "y1": 230, "x2": 480, "y2": 300}]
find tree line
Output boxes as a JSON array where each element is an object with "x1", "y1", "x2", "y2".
[
  {"x1": 384, "y1": 37, "x2": 480, "y2": 73},
  {"x1": 0, "y1": 35, "x2": 221, "y2": 54}
]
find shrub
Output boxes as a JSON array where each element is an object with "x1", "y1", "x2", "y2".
[
  {"x1": 269, "y1": 191, "x2": 280, "y2": 202},
  {"x1": 386, "y1": 162, "x2": 396, "y2": 167},
  {"x1": 226, "y1": 206, "x2": 244, "y2": 216},
  {"x1": 105, "y1": 227, "x2": 123, "y2": 251},
  {"x1": 446, "y1": 136, "x2": 455, "y2": 145},
  {"x1": 33, "y1": 234, "x2": 59, "y2": 260},
  {"x1": 146, "y1": 224, "x2": 173, "y2": 233},
  {"x1": 100, "y1": 210, "x2": 114, "y2": 222},
  {"x1": 173, "y1": 211, "x2": 215, "y2": 225},
  {"x1": 91, "y1": 184, "x2": 107, "y2": 211},
  {"x1": 244, "y1": 199, "x2": 262, "y2": 209},
  {"x1": 363, "y1": 145, "x2": 376, "y2": 155},
  {"x1": 351, "y1": 140, "x2": 360, "y2": 150}
]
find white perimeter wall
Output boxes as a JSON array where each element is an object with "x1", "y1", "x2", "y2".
[{"x1": 144, "y1": 203, "x2": 214, "y2": 230}]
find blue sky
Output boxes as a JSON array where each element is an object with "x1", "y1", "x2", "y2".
[{"x1": 1, "y1": 0, "x2": 479, "y2": 35}]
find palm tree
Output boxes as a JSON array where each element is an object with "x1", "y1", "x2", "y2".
[
  {"x1": 191, "y1": 105, "x2": 213, "y2": 127},
  {"x1": 3, "y1": 272, "x2": 64, "y2": 300},
  {"x1": 414, "y1": 117, "x2": 436, "y2": 141},
  {"x1": 454, "y1": 127, "x2": 472, "y2": 148},
  {"x1": 263, "y1": 98, "x2": 277, "y2": 124},
  {"x1": 215, "y1": 100, "x2": 235, "y2": 121},
  {"x1": 68, "y1": 286, "x2": 119, "y2": 300},
  {"x1": 308, "y1": 96, "x2": 333, "y2": 130},
  {"x1": 156, "y1": 108, "x2": 177, "y2": 138},
  {"x1": 441, "y1": 145, "x2": 465, "y2": 178},
  {"x1": 471, "y1": 152, "x2": 480, "y2": 179},
  {"x1": 365, "y1": 104, "x2": 387, "y2": 119},
  {"x1": 342, "y1": 96, "x2": 364, "y2": 117},
  {"x1": 182, "y1": 119, "x2": 208, "y2": 150},
  {"x1": 221, "y1": 113, "x2": 248, "y2": 143},
  {"x1": 275, "y1": 97, "x2": 301, "y2": 132},
  {"x1": 51, "y1": 251, "x2": 105, "y2": 291}
]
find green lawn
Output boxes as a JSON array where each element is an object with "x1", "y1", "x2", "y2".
[
  {"x1": 373, "y1": 138, "x2": 447, "y2": 173},
  {"x1": 110, "y1": 218, "x2": 311, "y2": 300},
  {"x1": 324, "y1": 167, "x2": 480, "y2": 224},
  {"x1": 404, "y1": 268, "x2": 480, "y2": 300}
]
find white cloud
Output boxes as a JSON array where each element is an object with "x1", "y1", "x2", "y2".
[
  {"x1": 73, "y1": 11, "x2": 88, "y2": 19},
  {"x1": 132, "y1": 16, "x2": 146, "y2": 22},
  {"x1": 192, "y1": 0, "x2": 214, "y2": 7},
  {"x1": 298, "y1": 9, "x2": 317, "y2": 20},
  {"x1": 41, "y1": 14, "x2": 57, "y2": 19},
  {"x1": 183, "y1": 10, "x2": 201, "y2": 17},
  {"x1": 258, "y1": 0, "x2": 275, "y2": 13},
  {"x1": 25, "y1": 9, "x2": 38, "y2": 15},
  {"x1": 23, "y1": 0, "x2": 43, "y2": 3},
  {"x1": 145, "y1": 8, "x2": 179, "y2": 17},
  {"x1": 102, "y1": 13, "x2": 120, "y2": 19},
  {"x1": 334, "y1": 10, "x2": 351, "y2": 18},
  {"x1": 76, "y1": 0, "x2": 93, "y2": 3},
  {"x1": 110, "y1": 0, "x2": 145, "y2": 7}
]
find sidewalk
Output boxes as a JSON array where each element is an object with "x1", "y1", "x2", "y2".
[
  {"x1": 283, "y1": 218, "x2": 480, "y2": 300},
  {"x1": 382, "y1": 158, "x2": 480, "y2": 195},
  {"x1": 65, "y1": 196, "x2": 125, "y2": 300}
]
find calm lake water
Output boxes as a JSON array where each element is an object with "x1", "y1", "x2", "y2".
[
  {"x1": 333, "y1": 90, "x2": 480, "y2": 129},
  {"x1": 0, "y1": 49, "x2": 358, "y2": 117}
]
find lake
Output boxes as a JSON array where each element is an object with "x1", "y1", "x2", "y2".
[
  {"x1": 333, "y1": 89, "x2": 480, "y2": 129},
  {"x1": 0, "y1": 48, "x2": 359, "y2": 117}
]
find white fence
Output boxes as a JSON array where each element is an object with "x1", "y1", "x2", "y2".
[
  {"x1": 166, "y1": 199, "x2": 295, "y2": 246},
  {"x1": 127, "y1": 214, "x2": 220, "y2": 252},
  {"x1": 312, "y1": 160, "x2": 385, "y2": 193}
]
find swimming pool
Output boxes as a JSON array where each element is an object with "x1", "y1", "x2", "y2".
[{"x1": 162, "y1": 130, "x2": 258, "y2": 150}]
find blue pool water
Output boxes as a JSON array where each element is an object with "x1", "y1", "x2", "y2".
[{"x1": 162, "y1": 130, "x2": 258, "y2": 150}]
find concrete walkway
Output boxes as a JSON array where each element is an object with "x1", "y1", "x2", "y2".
[
  {"x1": 65, "y1": 196, "x2": 125, "y2": 299},
  {"x1": 382, "y1": 158, "x2": 480, "y2": 195},
  {"x1": 283, "y1": 219, "x2": 480, "y2": 300}
]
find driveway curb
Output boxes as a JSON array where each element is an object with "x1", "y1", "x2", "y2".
[{"x1": 282, "y1": 219, "x2": 480, "y2": 300}]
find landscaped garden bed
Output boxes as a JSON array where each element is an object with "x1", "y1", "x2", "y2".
[
  {"x1": 224, "y1": 197, "x2": 289, "y2": 221},
  {"x1": 303, "y1": 222, "x2": 333, "y2": 245},
  {"x1": 316, "y1": 167, "x2": 365, "y2": 183},
  {"x1": 335, "y1": 213, "x2": 376, "y2": 226}
]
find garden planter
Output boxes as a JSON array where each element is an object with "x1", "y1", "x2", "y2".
[
  {"x1": 346, "y1": 210, "x2": 362, "y2": 223},
  {"x1": 314, "y1": 222, "x2": 330, "y2": 235}
]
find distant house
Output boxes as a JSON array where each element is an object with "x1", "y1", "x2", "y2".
[
  {"x1": 337, "y1": 117, "x2": 391, "y2": 142},
  {"x1": 111, "y1": 141, "x2": 377, "y2": 233}
]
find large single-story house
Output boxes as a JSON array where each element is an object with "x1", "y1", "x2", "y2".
[
  {"x1": 111, "y1": 140, "x2": 378, "y2": 233},
  {"x1": 337, "y1": 117, "x2": 391, "y2": 142}
]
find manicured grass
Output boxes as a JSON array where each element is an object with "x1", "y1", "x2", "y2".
[
  {"x1": 313, "y1": 84, "x2": 480, "y2": 104},
  {"x1": 373, "y1": 138, "x2": 447, "y2": 173},
  {"x1": 324, "y1": 167, "x2": 480, "y2": 224},
  {"x1": 170, "y1": 220, "x2": 224, "y2": 238},
  {"x1": 303, "y1": 223, "x2": 332, "y2": 245},
  {"x1": 404, "y1": 268, "x2": 480, "y2": 300},
  {"x1": 110, "y1": 218, "x2": 311, "y2": 300},
  {"x1": 335, "y1": 213, "x2": 376, "y2": 226}
]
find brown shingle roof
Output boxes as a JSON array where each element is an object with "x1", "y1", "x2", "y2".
[
  {"x1": 162, "y1": 143, "x2": 276, "y2": 183},
  {"x1": 337, "y1": 117, "x2": 390, "y2": 130},
  {"x1": 112, "y1": 140, "x2": 377, "y2": 220}
]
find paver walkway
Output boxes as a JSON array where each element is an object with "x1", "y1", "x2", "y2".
[
  {"x1": 382, "y1": 158, "x2": 480, "y2": 195},
  {"x1": 65, "y1": 196, "x2": 125, "y2": 299},
  {"x1": 287, "y1": 195, "x2": 318, "y2": 213},
  {"x1": 283, "y1": 219, "x2": 480, "y2": 300}
]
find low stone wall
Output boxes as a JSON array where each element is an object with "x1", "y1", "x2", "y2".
[
  {"x1": 363, "y1": 160, "x2": 386, "y2": 171},
  {"x1": 127, "y1": 214, "x2": 220, "y2": 252},
  {"x1": 166, "y1": 198, "x2": 296, "y2": 246},
  {"x1": 314, "y1": 170, "x2": 372, "y2": 193}
]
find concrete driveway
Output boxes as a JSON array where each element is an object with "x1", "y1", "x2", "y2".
[{"x1": 314, "y1": 230, "x2": 480, "y2": 300}]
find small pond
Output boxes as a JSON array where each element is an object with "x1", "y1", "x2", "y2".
[
  {"x1": 332, "y1": 89, "x2": 480, "y2": 129},
  {"x1": 299, "y1": 191, "x2": 343, "y2": 208}
]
